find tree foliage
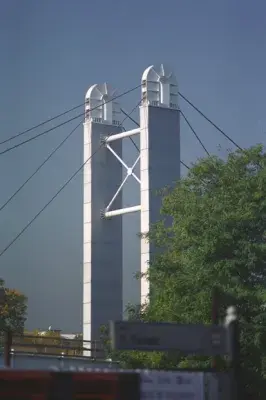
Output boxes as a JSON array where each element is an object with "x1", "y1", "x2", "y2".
[
  {"x1": 113, "y1": 145, "x2": 266, "y2": 398},
  {"x1": 0, "y1": 279, "x2": 27, "y2": 333}
]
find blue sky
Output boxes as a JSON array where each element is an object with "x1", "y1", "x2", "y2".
[{"x1": 0, "y1": 0, "x2": 266, "y2": 331}]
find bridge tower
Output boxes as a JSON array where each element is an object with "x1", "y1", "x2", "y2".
[
  {"x1": 83, "y1": 83, "x2": 123, "y2": 346},
  {"x1": 83, "y1": 65, "x2": 180, "y2": 345}
]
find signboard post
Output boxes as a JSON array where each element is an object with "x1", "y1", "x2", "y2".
[{"x1": 225, "y1": 306, "x2": 240, "y2": 400}]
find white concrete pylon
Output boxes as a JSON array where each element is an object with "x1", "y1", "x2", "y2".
[
  {"x1": 83, "y1": 83, "x2": 123, "y2": 355},
  {"x1": 140, "y1": 64, "x2": 180, "y2": 304}
]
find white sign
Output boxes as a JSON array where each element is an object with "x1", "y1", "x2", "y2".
[{"x1": 140, "y1": 370, "x2": 204, "y2": 400}]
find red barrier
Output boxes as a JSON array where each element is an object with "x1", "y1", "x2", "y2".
[{"x1": 0, "y1": 370, "x2": 140, "y2": 400}]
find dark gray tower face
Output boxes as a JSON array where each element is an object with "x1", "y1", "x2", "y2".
[{"x1": 83, "y1": 84, "x2": 123, "y2": 346}]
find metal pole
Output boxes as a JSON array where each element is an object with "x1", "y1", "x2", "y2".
[
  {"x1": 225, "y1": 306, "x2": 240, "y2": 400},
  {"x1": 229, "y1": 319, "x2": 240, "y2": 400},
  {"x1": 211, "y1": 286, "x2": 219, "y2": 369},
  {"x1": 0, "y1": 287, "x2": 7, "y2": 366},
  {"x1": 0, "y1": 286, "x2": 5, "y2": 306},
  {"x1": 4, "y1": 330, "x2": 12, "y2": 367}
]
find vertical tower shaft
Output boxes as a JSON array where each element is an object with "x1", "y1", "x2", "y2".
[
  {"x1": 83, "y1": 84, "x2": 123, "y2": 346},
  {"x1": 140, "y1": 65, "x2": 180, "y2": 303}
]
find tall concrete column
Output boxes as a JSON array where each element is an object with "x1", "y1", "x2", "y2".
[
  {"x1": 139, "y1": 65, "x2": 181, "y2": 303},
  {"x1": 83, "y1": 84, "x2": 123, "y2": 346}
]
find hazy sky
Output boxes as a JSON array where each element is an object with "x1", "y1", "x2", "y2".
[{"x1": 1, "y1": 0, "x2": 266, "y2": 332}]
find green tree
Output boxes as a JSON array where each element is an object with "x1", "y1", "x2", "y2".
[
  {"x1": 0, "y1": 280, "x2": 27, "y2": 333},
  {"x1": 115, "y1": 145, "x2": 266, "y2": 398}
]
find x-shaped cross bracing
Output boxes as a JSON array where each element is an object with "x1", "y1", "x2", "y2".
[{"x1": 105, "y1": 143, "x2": 140, "y2": 213}]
